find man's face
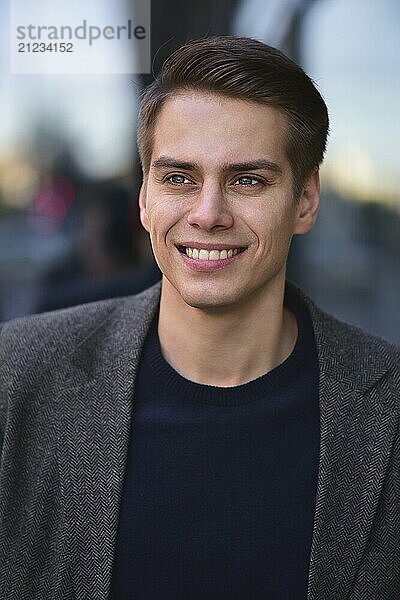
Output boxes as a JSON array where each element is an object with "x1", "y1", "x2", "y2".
[{"x1": 139, "y1": 92, "x2": 317, "y2": 310}]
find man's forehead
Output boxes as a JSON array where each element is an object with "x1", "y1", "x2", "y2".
[{"x1": 156, "y1": 91, "x2": 286, "y2": 126}]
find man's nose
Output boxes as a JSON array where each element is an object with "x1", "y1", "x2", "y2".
[{"x1": 186, "y1": 182, "x2": 234, "y2": 231}]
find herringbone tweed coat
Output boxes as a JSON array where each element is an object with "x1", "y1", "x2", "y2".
[{"x1": 0, "y1": 281, "x2": 399, "y2": 599}]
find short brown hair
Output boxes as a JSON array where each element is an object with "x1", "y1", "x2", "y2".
[{"x1": 137, "y1": 36, "x2": 329, "y2": 198}]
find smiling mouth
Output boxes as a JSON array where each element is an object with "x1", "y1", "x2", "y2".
[{"x1": 177, "y1": 246, "x2": 246, "y2": 260}]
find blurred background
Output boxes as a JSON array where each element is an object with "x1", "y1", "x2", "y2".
[{"x1": 0, "y1": 0, "x2": 399, "y2": 342}]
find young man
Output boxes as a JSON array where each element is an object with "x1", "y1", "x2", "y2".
[{"x1": 0, "y1": 37, "x2": 399, "y2": 600}]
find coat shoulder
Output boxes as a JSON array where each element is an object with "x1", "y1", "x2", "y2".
[
  {"x1": 286, "y1": 281, "x2": 400, "y2": 400},
  {"x1": 313, "y1": 303, "x2": 400, "y2": 366},
  {"x1": 0, "y1": 281, "x2": 162, "y2": 376},
  {"x1": 288, "y1": 280, "x2": 400, "y2": 361}
]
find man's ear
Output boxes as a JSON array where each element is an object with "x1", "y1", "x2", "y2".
[
  {"x1": 138, "y1": 183, "x2": 150, "y2": 233},
  {"x1": 294, "y1": 168, "x2": 320, "y2": 235}
]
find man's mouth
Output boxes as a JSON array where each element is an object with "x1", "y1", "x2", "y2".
[{"x1": 177, "y1": 246, "x2": 246, "y2": 261}]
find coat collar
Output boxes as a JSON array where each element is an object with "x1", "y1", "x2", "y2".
[{"x1": 57, "y1": 280, "x2": 398, "y2": 599}]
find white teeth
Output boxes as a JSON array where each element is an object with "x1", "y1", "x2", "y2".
[
  {"x1": 184, "y1": 247, "x2": 243, "y2": 260},
  {"x1": 199, "y1": 249, "x2": 208, "y2": 260}
]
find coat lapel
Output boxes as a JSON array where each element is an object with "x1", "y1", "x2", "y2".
[
  {"x1": 56, "y1": 283, "x2": 162, "y2": 599},
  {"x1": 299, "y1": 287, "x2": 399, "y2": 599}
]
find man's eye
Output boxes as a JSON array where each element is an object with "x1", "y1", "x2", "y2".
[
  {"x1": 234, "y1": 176, "x2": 261, "y2": 186},
  {"x1": 166, "y1": 174, "x2": 192, "y2": 185}
]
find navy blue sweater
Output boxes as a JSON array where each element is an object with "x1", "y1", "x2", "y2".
[{"x1": 110, "y1": 293, "x2": 320, "y2": 599}]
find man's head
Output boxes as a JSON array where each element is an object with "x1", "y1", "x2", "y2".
[
  {"x1": 138, "y1": 36, "x2": 329, "y2": 200},
  {"x1": 137, "y1": 36, "x2": 328, "y2": 311}
]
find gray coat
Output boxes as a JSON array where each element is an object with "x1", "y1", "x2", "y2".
[{"x1": 0, "y1": 281, "x2": 399, "y2": 599}]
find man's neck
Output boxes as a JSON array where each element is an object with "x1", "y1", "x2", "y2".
[{"x1": 157, "y1": 277, "x2": 298, "y2": 387}]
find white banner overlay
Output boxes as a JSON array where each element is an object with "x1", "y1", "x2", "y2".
[{"x1": 10, "y1": 0, "x2": 150, "y2": 74}]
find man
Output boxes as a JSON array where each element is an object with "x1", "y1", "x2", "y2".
[{"x1": 0, "y1": 37, "x2": 399, "y2": 600}]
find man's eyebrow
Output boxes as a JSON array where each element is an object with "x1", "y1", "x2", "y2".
[
  {"x1": 151, "y1": 156, "x2": 283, "y2": 175},
  {"x1": 152, "y1": 157, "x2": 200, "y2": 171},
  {"x1": 222, "y1": 160, "x2": 283, "y2": 175}
]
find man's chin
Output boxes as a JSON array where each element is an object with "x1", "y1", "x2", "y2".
[
  {"x1": 178, "y1": 290, "x2": 244, "y2": 312},
  {"x1": 161, "y1": 276, "x2": 249, "y2": 312}
]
